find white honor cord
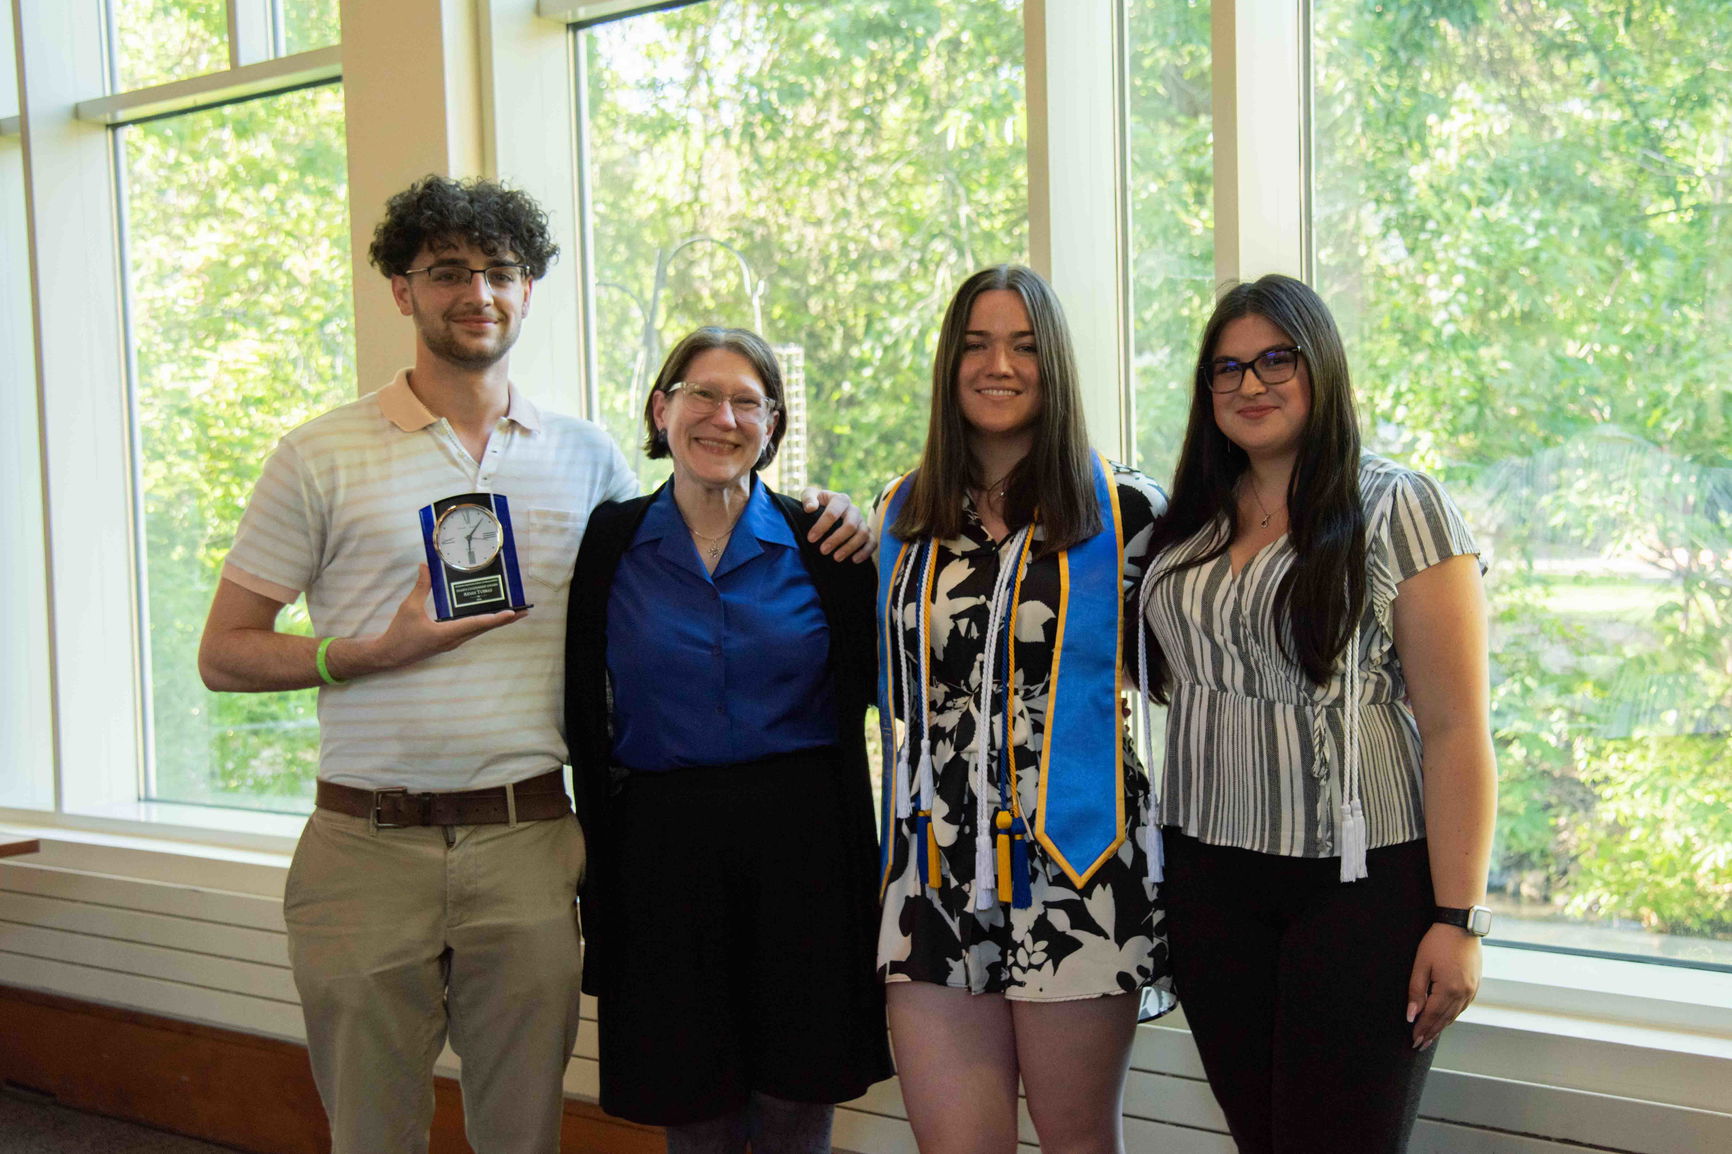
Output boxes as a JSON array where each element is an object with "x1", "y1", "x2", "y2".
[
  {"x1": 914, "y1": 541, "x2": 937, "y2": 812},
  {"x1": 1134, "y1": 561, "x2": 1164, "y2": 883},
  {"x1": 1338, "y1": 583, "x2": 1369, "y2": 882},
  {"x1": 890, "y1": 543, "x2": 922, "y2": 821},
  {"x1": 972, "y1": 526, "x2": 1030, "y2": 911}
]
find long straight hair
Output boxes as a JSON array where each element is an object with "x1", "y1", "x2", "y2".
[
  {"x1": 891, "y1": 265, "x2": 1101, "y2": 555},
  {"x1": 1144, "y1": 274, "x2": 1365, "y2": 694}
]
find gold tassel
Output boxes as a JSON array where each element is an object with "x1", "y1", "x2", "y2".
[
  {"x1": 995, "y1": 810, "x2": 1013, "y2": 904},
  {"x1": 925, "y1": 816, "x2": 942, "y2": 889}
]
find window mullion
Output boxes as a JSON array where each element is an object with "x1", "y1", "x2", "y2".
[
  {"x1": 1212, "y1": 0, "x2": 1307, "y2": 282},
  {"x1": 1026, "y1": 0, "x2": 1130, "y2": 460},
  {"x1": 15, "y1": 0, "x2": 145, "y2": 813},
  {"x1": 227, "y1": 0, "x2": 281, "y2": 69}
]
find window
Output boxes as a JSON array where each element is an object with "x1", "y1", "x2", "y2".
[
  {"x1": 123, "y1": 84, "x2": 353, "y2": 812},
  {"x1": 111, "y1": 0, "x2": 340, "y2": 87},
  {"x1": 10, "y1": 0, "x2": 356, "y2": 818},
  {"x1": 577, "y1": 0, "x2": 1028, "y2": 503},
  {"x1": 1313, "y1": 0, "x2": 1732, "y2": 963},
  {"x1": 112, "y1": 0, "x2": 228, "y2": 88}
]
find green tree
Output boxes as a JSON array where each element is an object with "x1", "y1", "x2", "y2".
[
  {"x1": 584, "y1": 0, "x2": 1028, "y2": 503},
  {"x1": 1314, "y1": 0, "x2": 1732, "y2": 941},
  {"x1": 119, "y1": 1, "x2": 353, "y2": 809}
]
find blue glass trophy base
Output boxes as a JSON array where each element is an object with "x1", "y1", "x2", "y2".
[{"x1": 417, "y1": 491, "x2": 533, "y2": 621}]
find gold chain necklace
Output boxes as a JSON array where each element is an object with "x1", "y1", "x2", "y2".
[
  {"x1": 688, "y1": 525, "x2": 734, "y2": 562},
  {"x1": 686, "y1": 502, "x2": 748, "y2": 563},
  {"x1": 1244, "y1": 474, "x2": 1284, "y2": 529}
]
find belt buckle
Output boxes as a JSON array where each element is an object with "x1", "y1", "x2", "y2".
[{"x1": 372, "y1": 787, "x2": 414, "y2": 828}]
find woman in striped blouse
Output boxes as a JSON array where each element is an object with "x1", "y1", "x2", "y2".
[{"x1": 1137, "y1": 274, "x2": 1497, "y2": 1153}]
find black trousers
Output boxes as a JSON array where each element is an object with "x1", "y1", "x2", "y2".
[{"x1": 1163, "y1": 832, "x2": 1437, "y2": 1154}]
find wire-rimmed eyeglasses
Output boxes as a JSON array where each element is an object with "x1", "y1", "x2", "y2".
[{"x1": 668, "y1": 381, "x2": 778, "y2": 425}]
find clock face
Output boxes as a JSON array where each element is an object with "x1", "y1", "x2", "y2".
[{"x1": 433, "y1": 503, "x2": 503, "y2": 572}]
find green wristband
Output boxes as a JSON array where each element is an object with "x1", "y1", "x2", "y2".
[{"x1": 315, "y1": 636, "x2": 346, "y2": 685}]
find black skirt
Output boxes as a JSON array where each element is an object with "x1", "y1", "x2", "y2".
[{"x1": 588, "y1": 746, "x2": 893, "y2": 1125}]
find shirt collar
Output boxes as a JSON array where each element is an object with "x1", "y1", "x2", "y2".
[
  {"x1": 377, "y1": 369, "x2": 543, "y2": 434},
  {"x1": 636, "y1": 477, "x2": 794, "y2": 579}
]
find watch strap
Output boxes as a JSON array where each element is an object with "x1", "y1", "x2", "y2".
[{"x1": 1434, "y1": 904, "x2": 1492, "y2": 936}]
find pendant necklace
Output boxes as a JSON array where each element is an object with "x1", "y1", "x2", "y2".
[
  {"x1": 689, "y1": 527, "x2": 732, "y2": 562},
  {"x1": 973, "y1": 468, "x2": 1014, "y2": 503},
  {"x1": 687, "y1": 502, "x2": 747, "y2": 563},
  {"x1": 1246, "y1": 474, "x2": 1283, "y2": 529}
]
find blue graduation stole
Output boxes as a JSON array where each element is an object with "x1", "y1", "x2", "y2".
[{"x1": 876, "y1": 453, "x2": 1127, "y2": 897}]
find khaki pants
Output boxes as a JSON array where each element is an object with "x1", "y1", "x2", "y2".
[{"x1": 284, "y1": 806, "x2": 586, "y2": 1154}]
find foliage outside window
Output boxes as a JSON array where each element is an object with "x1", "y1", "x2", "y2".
[
  {"x1": 112, "y1": 0, "x2": 341, "y2": 90},
  {"x1": 581, "y1": 0, "x2": 1028, "y2": 504},
  {"x1": 282, "y1": 0, "x2": 341, "y2": 55},
  {"x1": 1314, "y1": 0, "x2": 1732, "y2": 958},
  {"x1": 113, "y1": 0, "x2": 226, "y2": 89},
  {"x1": 125, "y1": 83, "x2": 354, "y2": 812}
]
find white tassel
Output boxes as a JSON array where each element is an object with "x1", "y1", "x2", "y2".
[
  {"x1": 973, "y1": 833, "x2": 998, "y2": 911},
  {"x1": 1338, "y1": 796, "x2": 1368, "y2": 883},
  {"x1": 1143, "y1": 819, "x2": 1165, "y2": 884},
  {"x1": 894, "y1": 742, "x2": 913, "y2": 819},
  {"x1": 915, "y1": 740, "x2": 934, "y2": 809}
]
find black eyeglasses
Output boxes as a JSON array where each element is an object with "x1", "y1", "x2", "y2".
[
  {"x1": 1208, "y1": 345, "x2": 1304, "y2": 393},
  {"x1": 402, "y1": 264, "x2": 531, "y2": 291}
]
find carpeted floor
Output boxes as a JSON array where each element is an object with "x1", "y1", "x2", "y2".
[{"x1": 0, "y1": 1090, "x2": 238, "y2": 1153}]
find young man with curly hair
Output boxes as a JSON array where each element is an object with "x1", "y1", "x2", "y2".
[{"x1": 198, "y1": 176, "x2": 863, "y2": 1152}]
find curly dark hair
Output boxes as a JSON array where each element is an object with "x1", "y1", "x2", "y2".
[{"x1": 367, "y1": 175, "x2": 560, "y2": 279}]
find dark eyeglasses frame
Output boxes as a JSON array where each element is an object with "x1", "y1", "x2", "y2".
[
  {"x1": 401, "y1": 263, "x2": 532, "y2": 290},
  {"x1": 1208, "y1": 345, "x2": 1305, "y2": 393}
]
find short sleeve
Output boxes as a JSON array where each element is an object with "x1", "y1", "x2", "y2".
[
  {"x1": 1382, "y1": 469, "x2": 1481, "y2": 584},
  {"x1": 221, "y1": 438, "x2": 323, "y2": 602},
  {"x1": 1111, "y1": 462, "x2": 1168, "y2": 584}
]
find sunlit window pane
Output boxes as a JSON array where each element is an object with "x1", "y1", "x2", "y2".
[
  {"x1": 1126, "y1": 0, "x2": 1213, "y2": 481},
  {"x1": 282, "y1": 0, "x2": 340, "y2": 54},
  {"x1": 122, "y1": 84, "x2": 354, "y2": 812},
  {"x1": 113, "y1": 0, "x2": 228, "y2": 90},
  {"x1": 1314, "y1": 0, "x2": 1732, "y2": 962},
  {"x1": 582, "y1": 0, "x2": 1028, "y2": 504},
  {"x1": 1, "y1": 8, "x2": 18, "y2": 120}
]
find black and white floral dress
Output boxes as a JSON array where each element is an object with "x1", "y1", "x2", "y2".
[{"x1": 876, "y1": 463, "x2": 1175, "y2": 1018}]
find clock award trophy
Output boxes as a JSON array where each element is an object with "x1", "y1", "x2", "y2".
[{"x1": 417, "y1": 492, "x2": 533, "y2": 620}]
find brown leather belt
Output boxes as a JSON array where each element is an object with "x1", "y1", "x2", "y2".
[{"x1": 315, "y1": 769, "x2": 571, "y2": 828}]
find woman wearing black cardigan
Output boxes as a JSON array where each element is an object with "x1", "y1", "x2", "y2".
[{"x1": 563, "y1": 327, "x2": 890, "y2": 1154}]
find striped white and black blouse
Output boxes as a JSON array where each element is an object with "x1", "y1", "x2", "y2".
[{"x1": 1142, "y1": 453, "x2": 1481, "y2": 860}]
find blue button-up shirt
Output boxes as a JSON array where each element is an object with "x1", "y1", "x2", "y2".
[{"x1": 605, "y1": 480, "x2": 837, "y2": 771}]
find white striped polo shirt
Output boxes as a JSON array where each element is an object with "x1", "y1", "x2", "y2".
[
  {"x1": 1144, "y1": 453, "x2": 1482, "y2": 858},
  {"x1": 223, "y1": 370, "x2": 638, "y2": 791}
]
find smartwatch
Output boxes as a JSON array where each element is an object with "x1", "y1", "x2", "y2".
[{"x1": 1434, "y1": 905, "x2": 1493, "y2": 937}]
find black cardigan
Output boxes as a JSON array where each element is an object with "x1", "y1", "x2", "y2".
[{"x1": 562, "y1": 481, "x2": 881, "y2": 996}]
